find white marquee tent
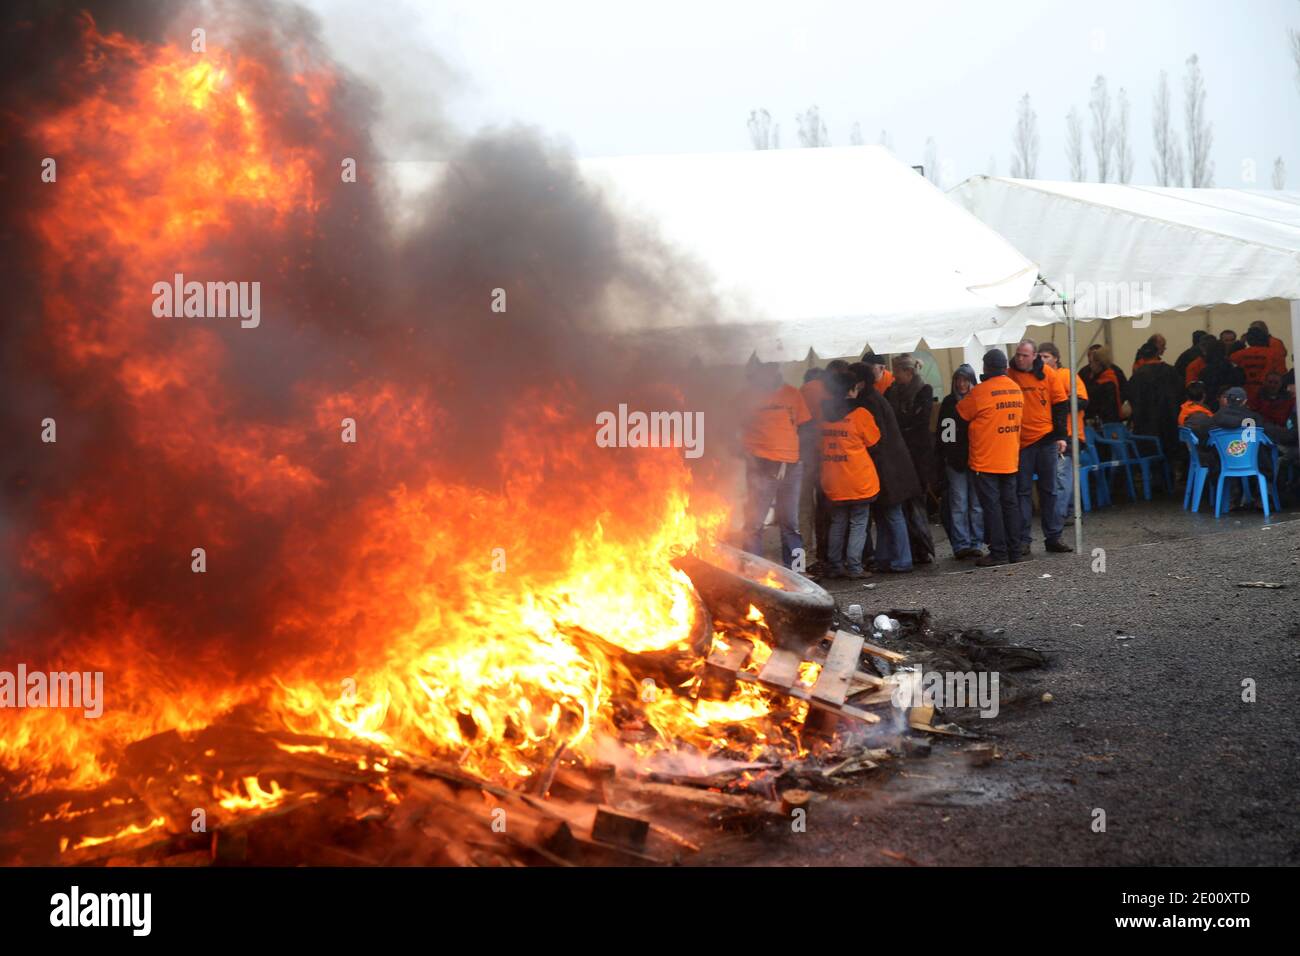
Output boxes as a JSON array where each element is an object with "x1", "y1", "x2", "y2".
[
  {"x1": 947, "y1": 176, "x2": 1300, "y2": 365},
  {"x1": 581, "y1": 146, "x2": 1045, "y2": 363}
]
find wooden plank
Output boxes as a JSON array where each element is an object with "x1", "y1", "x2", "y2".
[
  {"x1": 757, "y1": 648, "x2": 802, "y2": 690},
  {"x1": 811, "y1": 630, "x2": 864, "y2": 705},
  {"x1": 591, "y1": 805, "x2": 650, "y2": 851},
  {"x1": 699, "y1": 637, "x2": 753, "y2": 700},
  {"x1": 824, "y1": 628, "x2": 905, "y2": 664},
  {"x1": 856, "y1": 638, "x2": 907, "y2": 664},
  {"x1": 620, "y1": 779, "x2": 783, "y2": 816},
  {"x1": 735, "y1": 670, "x2": 881, "y2": 724}
]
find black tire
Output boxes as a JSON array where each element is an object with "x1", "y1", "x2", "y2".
[{"x1": 672, "y1": 543, "x2": 834, "y2": 652}]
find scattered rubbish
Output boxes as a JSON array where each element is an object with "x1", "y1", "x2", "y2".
[
  {"x1": 1237, "y1": 581, "x2": 1285, "y2": 589},
  {"x1": 1041, "y1": 692, "x2": 1054, "y2": 703},
  {"x1": 845, "y1": 604, "x2": 865, "y2": 625},
  {"x1": 1115, "y1": 634, "x2": 1134, "y2": 640},
  {"x1": 872, "y1": 614, "x2": 900, "y2": 640},
  {"x1": 966, "y1": 743, "x2": 997, "y2": 767}
]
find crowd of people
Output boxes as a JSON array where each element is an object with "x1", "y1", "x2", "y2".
[{"x1": 738, "y1": 318, "x2": 1299, "y2": 577}]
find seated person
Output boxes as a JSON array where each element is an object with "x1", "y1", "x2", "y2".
[
  {"x1": 1178, "y1": 382, "x2": 1213, "y2": 426},
  {"x1": 1253, "y1": 372, "x2": 1292, "y2": 429}
]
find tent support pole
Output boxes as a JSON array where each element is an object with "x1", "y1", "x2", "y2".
[{"x1": 1067, "y1": 299, "x2": 1082, "y2": 554}]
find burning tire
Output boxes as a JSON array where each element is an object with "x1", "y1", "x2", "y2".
[{"x1": 672, "y1": 543, "x2": 834, "y2": 652}]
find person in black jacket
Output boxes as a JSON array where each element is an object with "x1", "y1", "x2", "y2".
[
  {"x1": 1173, "y1": 330, "x2": 1210, "y2": 381},
  {"x1": 1079, "y1": 345, "x2": 1127, "y2": 424},
  {"x1": 1128, "y1": 341, "x2": 1183, "y2": 461},
  {"x1": 848, "y1": 362, "x2": 918, "y2": 572},
  {"x1": 934, "y1": 363, "x2": 983, "y2": 558},
  {"x1": 886, "y1": 354, "x2": 936, "y2": 564},
  {"x1": 1198, "y1": 339, "x2": 1246, "y2": 409}
]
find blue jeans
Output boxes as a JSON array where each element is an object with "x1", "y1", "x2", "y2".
[
  {"x1": 945, "y1": 466, "x2": 984, "y2": 553},
  {"x1": 826, "y1": 500, "x2": 872, "y2": 575},
  {"x1": 871, "y1": 502, "x2": 913, "y2": 571},
  {"x1": 743, "y1": 456, "x2": 805, "y2": 568},
  {"x1": 972, "y1": 471, "x2": 1022, "y2": 561},
  {"x1": 1017, "y1": 438, "x2": 1064, "y2": 549},
  {"x1": 1054, "y1": 447, "x2": 1075, "y2": 526}
]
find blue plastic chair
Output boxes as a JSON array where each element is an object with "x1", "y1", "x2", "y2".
[
  {"x1": 1099, "y1": 422, "x2": 1171, "y2": 499},
  {"x1": 1077, "y1": 440, "x2": 1123, "y2": 510},
  {"x1": 1100, "y1": 422, "x2": 1173, "y2": 496},
  {"x1": 1178, "y1": 427, "x2": 1209, "y2": 512},
  {"x1": 1085, "y1": 426, "x2": 1138, "y2": 501},
  {"x1": 1207, "y1": 428, "x2": 1275, "y2": 520}
]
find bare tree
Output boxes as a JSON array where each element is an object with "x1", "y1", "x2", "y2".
[
  {"x1": 879, "y1": 129, "x2": 894, "y2": 152},
  {"x1": 849, "y1": 121, "x2": 864, "y2": 146},
  {"x1": 923, "y1": 137, "x2": 940, "y2": 185},
  {"x1": 747, "y1": 109, "x2": 780, "y2": 149},
  {"x1": 1291, "y1": 25, "x2": 1300, "y2": 92},
  {"x1": 1151, "y1": 70, "x2": 1184, "y2": 186},
  {"x1": 796, "y1": 105, "x2": 830, "y2": 147},
  {"x1": 1089, "y1": 75, "x2": 1114, "y2": 181},
  {"x1": 1010, "y1": 93, "x2": 1039, "y2": 178},
  {"x1": 1183, "y1": 54, "x2": 1215, "y2": 187},
  {"x1": 987, "y1": 154, "x2": 998, "y2": 176},
  {"x1": 1065, "y1": 107, "x2": 1087, "y2": 182},
  {"x1": 1274, "y1": 156, "x2": 1288, "y2": 190},
  {"x1": 1114, "y1": 88, "x2": 1134, "y2": 184}
]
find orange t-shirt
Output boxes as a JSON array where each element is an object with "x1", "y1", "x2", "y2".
[
  {"x1": 1184, "y1": 356, "x2": 1206, "y2": 386},
  {"x1": 742, "y1": 384, "x2": 811, "y2": 463},
  {"x1": 1229, "y1": 346, "x2": 1283, "y2": 404},
  {"x1": 1007, "y1": 366, "x2": 1067, "y2": 446},
  {"x1": 800, "y1": 378, "x2": 829, "y2": 424},
  {"x1": 1054, "y1": 367, "x2": 1088, "y2": 440},
  {"x1": 1267, "y1": 336, "x2": 1287, "y2": 369},
  {"x1": 873, "y1": 369, "x2": 894, "y2": 394},
  {"x1": 819, "y1": 407, "x2": 882, "y2": 501},
  {"x1": 956, "y1": 376, "x2": 1023, "y2": 474},
  {"x1": 1178, "y1": 401, "x2": 1212, "y2": 426}
]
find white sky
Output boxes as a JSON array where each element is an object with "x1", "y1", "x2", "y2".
[{"x1": 307, "y1": 0, "x2": 1300, "y2": 189}]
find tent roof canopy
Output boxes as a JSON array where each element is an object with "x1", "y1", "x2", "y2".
[
  {"x1": 581, "y1": 146, "x2": 1041, "y2": 362},
  {"x1": 948, "y1": 176, "x2": 1300, "y2": 321}
]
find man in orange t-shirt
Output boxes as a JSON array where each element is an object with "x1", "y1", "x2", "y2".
[
  {"x1": 1249, "y1": 320, "x2": 1287, "y2": 371},
  {"x1": 817, "y1": 371, "x2": 882, "y2": 578},
  {"x1": 1007, "y1": 338, "x2": 1071, "y2": 554},
  {"x1": 798, "y1": 360, "x2": 848, "y2": 568},
  {"x1": 1037, "y1": 342, "x2": 1088, "y2": 527},
  {"x1": 741, "y1": 362, "x2": 812, "y2": 569},
  {"x1": 1230, "y1": 326, "x2": 1285, "y2": 405},
  {"x1": 864, "y1": 353, "x2": 893, "y2": 395},
  {"x1": 957, "y1": 349, "x2": 1025, "y2": 566}
]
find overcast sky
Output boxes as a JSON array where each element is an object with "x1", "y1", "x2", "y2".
[{"x1": 307, "y1": 0, "x2": 1300, "y2": 189}]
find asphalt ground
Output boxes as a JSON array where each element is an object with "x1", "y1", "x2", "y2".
[{"x1": 705, "y1": 495, "x2": 1300, "y2": 865}]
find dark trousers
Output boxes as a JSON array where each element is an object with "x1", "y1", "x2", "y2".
[
  {"x1": 1017, "y1": 437, "x2": 1064, "y2": 548},
  {"x1": 814, "y1": 487, "x2": 832, "y2": 563},
  {"x1": 972, "y1": 470, "x2": 1022, "y2": 561}
]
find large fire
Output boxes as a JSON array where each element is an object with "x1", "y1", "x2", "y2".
[{"x1": 1, "y1": 15, "x2": 799, "y2": 813}]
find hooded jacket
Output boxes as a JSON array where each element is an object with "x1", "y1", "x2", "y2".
[
  {"x1": 935, "y1": 364, "x2": 977, "y2": 474},
  {"x1": 886, "y1": 372, "x2": 936, "y2": 491},
  {"x1": 854, "y1": 386, "x2": 922, "y2": 508}
]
